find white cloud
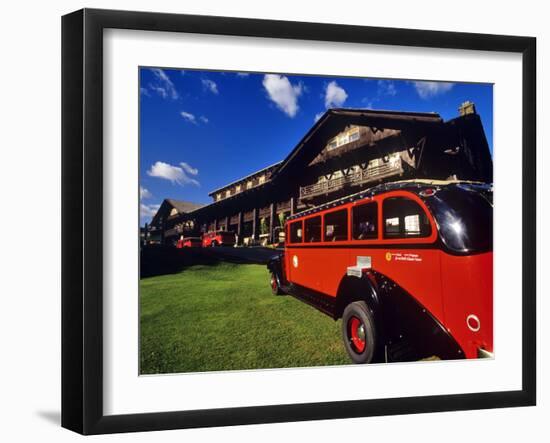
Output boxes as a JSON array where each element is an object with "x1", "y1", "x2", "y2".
[
  {"x1": 140, "y1": 203, "x2": 160, "y2": 218},
  {"x1": 324, "y1": 81, "x2": 348, "y2": 108},
  {"x1": 180, "y1": 111, "x2": 197, "y2": 124},
  {"x1": 262, "y1": 74, "x2": 303, "y2": 117},
  {"x1": 149, "y1": 68, "x2": 179, "y2": 100},
  {"x1": 140, "y1": 87, "x2": 150, "y2": 97},
  {"x1": 363, "y1": 100, "x2": 375, "y2": 109},
  {"x1": 377, "y1": 80, "x2": 397, "y2": 96},
  {"x1": 180, "y1": 162, "x2": 199, "y2": 176},
  {"x1": 412, "y1": 81, "x2": 454, "y2": 99},
  {"x1": 147, "y1": 161, "x2": 200, "y2": 186},
  {"x1": 180, "y1": 111, "x2": 208, "y2": 125},
  {"x1": 314, "y1": 112, "x2": 324, "y2": 123},
  {"x1": 202, "y1": 79, "x2": 219, "y2": 94},
  {"x1": 140, "y1": 186, "x2": 152, "y2": 200},
  {"x1": 236, "y1": 72, "x2": 249, "y2": 77}
]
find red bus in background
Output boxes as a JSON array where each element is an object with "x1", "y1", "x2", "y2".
[
  {"x1": 268, "y1": 180, "x2": 493, "y2": 364},
  {"x1": 202, "y1": 230, "x2": 237, "y2": 247},
  {"x1": 176, "y1": 237, "x2": 202, "y2": 248}
]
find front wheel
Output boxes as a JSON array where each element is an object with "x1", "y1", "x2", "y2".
[
  {"x1": 342, "y1": 301, "x2": 379, "y2": 364},
  {"x1": 270, "y1": 272, "x2": 284, "y2": 295}
]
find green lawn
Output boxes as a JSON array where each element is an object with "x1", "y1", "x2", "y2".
[{"x1": 140, "y1": 262, "x2": 349, "y2": 374}]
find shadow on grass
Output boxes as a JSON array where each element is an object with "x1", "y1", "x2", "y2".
[{"x1": 140, "y1": 245, "x2": 265, "y2": 278}]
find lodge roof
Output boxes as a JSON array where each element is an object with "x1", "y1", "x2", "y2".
[
  {"x1": 165, "y1": 199, "x2": 205, "y2": 214},
  {"x1": 271, "y1": 108, "x2": 443, "y2": 181},
  {"x1": 207, "y1": 161, "x2": 283, "y2": 196},
  {"x1": 150, "y1": 199, "x2": 206, "y2": 226},
  {"x1": 206, "y1": 108, "x2": 442, "y2": 198}
]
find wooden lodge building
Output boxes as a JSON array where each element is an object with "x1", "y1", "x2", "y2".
[{"x1": 147, "y1": 103, "x2": 492, "y2": 246}]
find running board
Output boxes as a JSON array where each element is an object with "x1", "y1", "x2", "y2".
[{"x1": 281, "y1": 283, "x2": 337, "y2": 319}]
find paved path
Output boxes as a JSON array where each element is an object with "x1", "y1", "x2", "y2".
[{"x1": 200, "y1": 246, "x2": 282, "y2": 265}]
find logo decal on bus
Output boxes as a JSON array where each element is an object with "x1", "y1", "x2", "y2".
[{"x1": 385, "y1": 252, "x2": 422, "y2": 262}]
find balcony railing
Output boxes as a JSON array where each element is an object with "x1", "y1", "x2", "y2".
[
  {"x1": 300, "y1": 159, "x2": 404, "y2": 199},
  {"x1": 164, "y1": 226, "x2": 183, "y2": 238}
]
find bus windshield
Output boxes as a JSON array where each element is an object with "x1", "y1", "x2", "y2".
[{"x1": 425, "y1": 185, "x2": 493, "y2": 254}]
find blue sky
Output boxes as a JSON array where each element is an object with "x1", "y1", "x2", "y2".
[{"x1": 139, "y1": 68, "x2": 493, "y2": 224}]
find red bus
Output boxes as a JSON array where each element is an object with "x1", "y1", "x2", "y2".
[
  {"x1": 267, "y1": 180, "x2": 493, "y2": 364},
  {"x1": 202, "y1": 230, "x2": 237, "y2": 247},
  {"x1": 176, "y1": 237, "x2": 202, "y2": 248}
]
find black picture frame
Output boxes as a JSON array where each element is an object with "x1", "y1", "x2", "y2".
[{"x1": 62, "y1": 8, "x2": 536, "y2": 435}]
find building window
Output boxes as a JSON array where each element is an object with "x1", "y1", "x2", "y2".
[
  {"x1": 304, "y1": 216, "x2": 322, "y2": 243},
  {"x1": 326, "y1": 128, "x2": 359, "y2": 151},
  {"x1": 338, "y1": 133, "x2": 349, "y2": 146},
  {"x1": 352, "y1": 202, "x2": 378, "y2": 240},
  {"x1": 170, "y1": 208, "x2": 178, "y2": 216},
  {"x1": 259, "y1": 175, "x2": 266, "y2": 184},
  {"x1": 383, "y1": 197, "x2": 431, "y2": 238},
  {"x1": 247, "y1": 181, "x2": 253, "y2": 189},
  {"x1": 327, "y1": 139, "x2": 338, "y2": 151},
  {"x1": 289, "y1": 221, "x2": 303, "y2": 243},
  {"x1": 216, "y1": 193, "x2": 221, "y2": 201},
  {"x1": 235, "y1": 184, "x2": 241, "y2": 193},
  {"x1": 225, "y1": 189, "x2": 231, "y2": 198},
  {"x1": 324, "y1": 209, "x2": 348, "y2": 242},
  {"x1": 349, "y1": 129, "x2": 360, "y2": 142}
]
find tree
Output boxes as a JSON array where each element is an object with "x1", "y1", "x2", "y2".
[{"x1": 260, "y1": 217, "x2": 268, "y2": 235}]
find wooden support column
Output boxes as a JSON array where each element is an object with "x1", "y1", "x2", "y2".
[
  {"x1": 224, "y1": 216, "x2": 229, "y2": 231},
  {"x1": 290, "y1": 197, "x2": 298, "y2": 216},
  {"x1": 269, "y1": 203, "x2": 275, "y2": 244},
  {"x1": 237, "y1": 211, "x2": 243, "y2": 244},
  {"x1": 252, "y1": 207, "x2": 259, "y2": 240},
  {"x1": 213, "y1": 219, "x2": 218, "y2": 231}
]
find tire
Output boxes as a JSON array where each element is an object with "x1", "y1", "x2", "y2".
[
  {"x1": 270, "y1": 272, "x2": 284, "y2": 295},
  {"x1": 341, "y1": 301, "x2": 379, "y2": 364},
  {"x1": 211, "y1": 240, "x2": 218, "y2": 247}
]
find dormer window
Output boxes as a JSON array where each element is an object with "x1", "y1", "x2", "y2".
[
  {"x1": 259, "y1": 175, "x2": 266, "y2": 184},
  {"x1": 247, "y1": 181, "x2": 253, "y2": 189},
  {"x1": 225, "y1": 189, "x2": 231, "y2": 197},
  {"x1": 349, "y1": 128, "x2": 360, "y2": 142},
  {"x1": 236, "y1": 184, "x2": 241, "y2": 193},
  {"x1": 327, "y1": 127, "x2": 360, "y2": 151},
  {"x1": 216, "y1": 193, "x2": 221, "y2": 201}
]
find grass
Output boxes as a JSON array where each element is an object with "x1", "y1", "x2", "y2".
[{"x1": 140, "y1": 262, "x2": 349, "y2": 374}]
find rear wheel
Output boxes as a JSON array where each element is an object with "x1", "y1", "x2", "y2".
[
  {"x1": 270, "y1": 272, "x2": 283, "y2": 295},
  {"x1": 342, "y1": 301, "x2": 378, "y2": 364}
]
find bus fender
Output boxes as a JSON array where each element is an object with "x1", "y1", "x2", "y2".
[{"x1": 335, "y1": 272, "x2": 381, "y2": 320}]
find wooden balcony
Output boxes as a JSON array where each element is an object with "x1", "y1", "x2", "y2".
[
  {"x1": 300, "y1": 158, "x2": 404, "y2": 199},
  {"x1": 164, "y1": 226, "x2": 183, "y2": 238}
]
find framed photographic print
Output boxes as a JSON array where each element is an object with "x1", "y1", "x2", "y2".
[{"x1": 62, "y1": 8, "x2": 536, "y2": 435}]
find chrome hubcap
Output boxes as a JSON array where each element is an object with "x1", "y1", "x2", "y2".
[{"x1": 356, "y1": 324, "x2": 366, "y2": 341}]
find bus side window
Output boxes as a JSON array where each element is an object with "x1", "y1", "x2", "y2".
[
  {"x1": 289, "y1": 220, "x2": 303, "y2": 243},
  {"x1": 352, "y1": 202, "x2": 378, "y2": 240},
  {"x1": 324, "y1": 209, "x2": 348, "y2": 241},
  {"x1": 383, "y1": 197, "x2": 431, "y2": 238},
  {"x1": 304, "y1": 216, "x2": 322, "y2": 243}
]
